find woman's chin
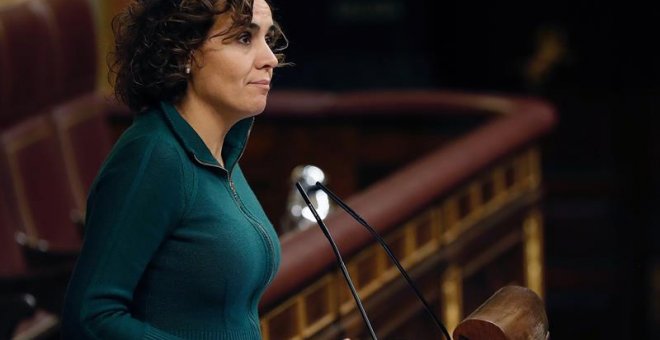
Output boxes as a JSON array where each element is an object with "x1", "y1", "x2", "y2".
[{"x1": 248, "y1": 100, "x2": 268, "y2": 116}]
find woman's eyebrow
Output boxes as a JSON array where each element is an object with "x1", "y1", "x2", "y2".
[{"x1": 247, "y1": 22, "x2": 276, "y2": 33}]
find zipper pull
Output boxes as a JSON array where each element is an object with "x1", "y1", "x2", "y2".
[{"x1": 229, "y1": 178, "x2": 239, "y2": 198}]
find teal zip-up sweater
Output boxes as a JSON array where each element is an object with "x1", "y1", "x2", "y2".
[{"x1": 62, "y1": 102, "x2": 281, "y2": 339}]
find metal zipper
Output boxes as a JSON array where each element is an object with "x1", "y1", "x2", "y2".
[
  {"x1": 225, "y1": 177, "x2": 277, "y2": 332},
  {"x1": 193, "y1": 155, "x2": 275, "y2": 328},
  {"x1": 216, "y1": 119, "x2": 275, "y2": 284},
  {"x1": 227, "y1": 178, "x2": 276, "y2": 285},
  {"x1": 189, "y1": 116, "x2": 254, "y2": 176},
  {"x1": 192, "y1": 154, "x2": 228, "y2": 173},
  {"x1": 193, "y1": 149, "x2": 277, "y2": 285},
  {"x1": 191, "y1": 120, "x2": 276, "y2": 327},
  {"x1": 225, "y1": 118, "x2": 254, "y2": 178}
]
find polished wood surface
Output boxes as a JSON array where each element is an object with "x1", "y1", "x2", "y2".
[{"x1": 453, "y1": 286, "x2": 549, "y2": 340}]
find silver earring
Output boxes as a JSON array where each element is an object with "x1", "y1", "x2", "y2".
[{"x1": 185, "y1": 64, "x2": 191, "y2": 75}]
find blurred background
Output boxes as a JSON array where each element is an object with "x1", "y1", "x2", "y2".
[
  {"x1": 270, "y1": 2, "x2": 660, "y2": 338},
  {"x1": 0, "y1": 0, "x2": 660, "y2": 339}
]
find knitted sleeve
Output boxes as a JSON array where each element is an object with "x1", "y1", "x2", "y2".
[{"x1": 62, "y1": 135, "x2": 189, "y2": 339}]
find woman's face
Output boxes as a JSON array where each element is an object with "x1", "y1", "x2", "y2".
[{"x1": 188, "y1": 0, "x2": 278, "y2": 122}]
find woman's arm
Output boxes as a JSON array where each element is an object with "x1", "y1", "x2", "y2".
[{"x1": 62, "y1": 135, "x2": 189, "y2": 339}]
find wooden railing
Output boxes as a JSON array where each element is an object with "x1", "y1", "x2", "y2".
[
  {"x1": 254, "y1": 90, "x2": 556, "y2": 339},
  {"x1": 453, "y1": 286, "x2": 549, "y2": 340}
]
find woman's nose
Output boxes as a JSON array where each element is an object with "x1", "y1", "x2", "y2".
[{"x1": 256, "y1": 40, "x2": 278, "y2": 69}]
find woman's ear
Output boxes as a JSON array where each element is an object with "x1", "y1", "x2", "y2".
[
  {"x1": 186, "y1": 50, "x2": 199, "y2": 76},
  {"x1": 189, "y1": 50, "x2": 205, "y2": 71}
]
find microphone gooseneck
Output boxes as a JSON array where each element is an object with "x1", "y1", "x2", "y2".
[
  {"x1": 315, "y1": 181, "x2": 452, "y2": 340},
  {"x1": 295, "y1": 182, "x2": 378, "y2": 340}
]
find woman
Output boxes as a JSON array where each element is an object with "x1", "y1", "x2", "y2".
[{"x1": 62, "y1": 0, "x2": 286, "y2": 338}]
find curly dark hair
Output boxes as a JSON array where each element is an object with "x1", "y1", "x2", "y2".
[{"x1": 111, "y1": 0, "x2": 287, "y2": 112}]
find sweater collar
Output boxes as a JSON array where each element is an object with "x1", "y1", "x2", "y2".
[{"x1": 159, "y1": 101, "x2": 253, "y2": 174}]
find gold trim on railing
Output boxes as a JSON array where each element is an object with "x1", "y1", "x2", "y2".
[
  {"x1": 441, "y1": 265, "x2": 463, "y2": 333},
  {"x1": 441, "y1": 196, "x2": 460, "y2": 243},
  {"x1": 341, "y1": 245, "x2": 381, "y2": 314},
  {"x1": 260, "y1": 147, "x2": 545, "y2": 338},
  {"x1": 524, "y1": 209, "x2": 544, "y2": 299},
  {"x1": 407, "y1": 210, "x2": 441, "y2": 264},
  {"x1": 261, "y1": 273, "x2": 338, "y2": 340}
]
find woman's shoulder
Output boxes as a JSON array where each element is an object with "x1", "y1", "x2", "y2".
[
  {"x1": 90, "y1": 132, "x2": 195, "y2": 211},
  {"x1": 112, "y1": 107, "x2": 187, "y2": 156},
  {"x1": 96, "y1": 108, "x2": 193, "y2": 184}
]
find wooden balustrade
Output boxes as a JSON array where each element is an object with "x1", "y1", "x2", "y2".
[{"x1": 254, "y1": 90, "x2": 556, "y2": 339}]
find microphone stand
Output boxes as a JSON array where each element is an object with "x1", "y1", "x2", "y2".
[
  {"x1": 295, "y1": 182, "x2": 378, "y2": 340},
  {"x1": 315, "y1": 181, "x2": 452, "y2": 340}
]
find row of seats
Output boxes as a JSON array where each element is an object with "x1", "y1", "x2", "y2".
[
  {"x1": 0, "y1": 93, "x2": 113, "y2": 337},
  {"x1": 0, "y1": 0, "x2": 108, "y2": 336},
  {"x1": 1, "y1": 94, "x2": 111, "y2": 250},
  {"x1": 0, "y1": 0, "x2": 97, "y2": 127}
]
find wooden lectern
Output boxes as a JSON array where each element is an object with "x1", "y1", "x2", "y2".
[{"x1": 454, "y1": 286, "x2": 549, "y2": 340}]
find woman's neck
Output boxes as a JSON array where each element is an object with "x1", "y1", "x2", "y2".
[{"x1": 175, "y1": 95, "x2": 233, "y2": 168}]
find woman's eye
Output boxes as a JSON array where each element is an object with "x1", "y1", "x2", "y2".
[{"x1": 238, "y1": 32, "x2": 252, "y2": 45}]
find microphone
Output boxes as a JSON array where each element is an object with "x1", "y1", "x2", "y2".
[
  {"x1": 313, "y1": 181, "x2": 452, "y2": 340},
  {"x1": 295, "y1": 182, "x2": 378, "y2": 340}
]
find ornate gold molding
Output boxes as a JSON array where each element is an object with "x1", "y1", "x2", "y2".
[
  {"x1": 523, "y1": 209, "x2": 544, "y2": 299},
  {"x1": 441, "y1": 265, "x2": 463, "y2": 333}
]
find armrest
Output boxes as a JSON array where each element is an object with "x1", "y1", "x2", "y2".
[
  {"x1": 453, "y1": 286, "x2": 549, "y2": 340},
  {"x1": 14, "y1": 232, "x2": 78, "y2": 268}
]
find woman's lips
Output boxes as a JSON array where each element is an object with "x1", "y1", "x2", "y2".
[{"x1": 249, "y1": 80, "x2": 271, "y2": 90}]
